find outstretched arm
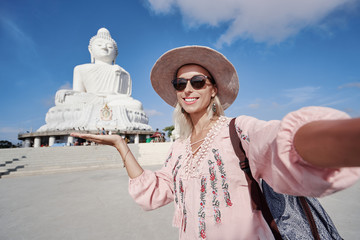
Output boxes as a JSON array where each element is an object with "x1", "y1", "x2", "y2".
[
  {"x1": 294, "y1": 118, "x2": 360, "y2": 168},
  {"x1": 70, "y1": 133, "x2": 144, "y2": 178}
]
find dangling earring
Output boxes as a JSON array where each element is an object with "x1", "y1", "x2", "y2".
[
  {"x1": 212, "y1": 103, "x2": 217, "y2": 113},
  {"x1": 181, "y1": 107, "x2": 185, "y2": 113}
]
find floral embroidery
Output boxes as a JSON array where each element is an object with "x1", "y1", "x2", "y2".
[
  {"x1": 212, "y1": 149, "x2": 232, "y2": 207},
  {"x1": 236, "y1": 126, "x2": 250, "y2": 142},
  {"x1": 208, "y1": 160, "x2": 221, "y2": 224},
  {"x1": 164, "y1": 152, "x2": 172, "y2": 167},
  {"x1": 179, "y1": 179, "x2": 187, "y2": 232},
  {"x1": 183, "y1": 116, "x2": 228, "y2": 177},
  {"x1": 172, "y1": 155, "x2": 182, "y2": 204},
  {"x1": 179, "y1": 179, "x2": 184, "y2": 203},
  {"x1": 198, "y1": 176, "x2": 207, "y2": 239}
]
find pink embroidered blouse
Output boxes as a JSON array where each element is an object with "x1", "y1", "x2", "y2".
[{"x1": 128, "y1": 107, "x2": 360, "y2": 240}]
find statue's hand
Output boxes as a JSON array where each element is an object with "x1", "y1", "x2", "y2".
[
  {"x1": 55, "y1": 90, "x2": 73, "y2": 104},
  {"x1": 70, "y1": 133, "x2": 123, "y2": 147}
]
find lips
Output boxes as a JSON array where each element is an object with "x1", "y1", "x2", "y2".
[{"x1": 183, "y1": 97, "x2": 199, "y2": 104}]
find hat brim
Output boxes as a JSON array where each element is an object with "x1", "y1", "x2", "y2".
[{"x1": 150, "y1": 45, "x2": 239, "y2": 110}]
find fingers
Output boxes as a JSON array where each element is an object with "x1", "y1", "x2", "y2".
[
  {"x1": 70, "y1": 133, "x2": 97, "y2": 141},
  {"x1": 70, "y1": 132, "x2": 119, "y2": 146},
  {"x1": 70, "y1": 133, "x2": 86, "y2": 138}
]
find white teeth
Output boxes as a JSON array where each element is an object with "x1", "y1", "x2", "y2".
[{"x1": 184, "y1": 98, "x2": 197, "y2": 102}]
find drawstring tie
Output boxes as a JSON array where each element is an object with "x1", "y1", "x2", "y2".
[
  {"x1": 173, "y1": 187, "x2": 187, "y2": 232},
  {"x1": 172, "y1": 205, "x2": 182, "y2": 228}
]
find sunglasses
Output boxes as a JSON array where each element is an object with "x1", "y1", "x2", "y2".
[{"x1": 171, "y1": 75, "x2": 212, "y2": 91}]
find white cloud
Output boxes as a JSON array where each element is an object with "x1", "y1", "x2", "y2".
[
  {"x1": 59, "y1": 82, "x2": 72, "y2": 90},
  {"x1": 42, "y1": 96, "x2": 55, "y2": 107},
  {"x1": 1, "y1": 16, "x2": 37, "y2": 54},
  {"x1": 248, "y1": 103, "x2": 260, "y2": 109},
  {"x1": 271, "y1": 102, "x2": 280, "y2": 108},
  {"x1": 147, "y1": 0, "x2": 176, "y2": 13},
  {"x1": 283, "y1": 86, "x2": 320, "y2": 104},
  {"x1": 248, "y1": 98, "x2": 262, "y2": 109},
  {"x1": 146, "y1": 0, "x2": 355, "y2": 46},
  {"x1": 144, "y1": 109, "x2": 163, "y2": 116},
  {"x1": 338, "y1": 82, "x2": 360, "y2": 89}
]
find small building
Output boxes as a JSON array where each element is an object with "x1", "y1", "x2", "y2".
[{"x1": 18, "y1": 129, "x2": 154, "y2": 148}]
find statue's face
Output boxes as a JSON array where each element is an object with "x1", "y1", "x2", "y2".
[{"x1": 90, "y1": 38, "x2": 116, "y2": 63}]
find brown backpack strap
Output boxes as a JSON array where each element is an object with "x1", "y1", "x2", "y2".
[
  {"x1": 299, "y1": 197, "x2": 321, "y2": 240},
  {"x1": 229, "y1": 118, "x2": 282, "y2": 240}
]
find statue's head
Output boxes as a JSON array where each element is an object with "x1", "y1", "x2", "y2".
[{"x1": 88, "y1": 28, "x2": 118, "y2": 64}]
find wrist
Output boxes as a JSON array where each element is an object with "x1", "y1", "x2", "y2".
[{"x1": 114, "y1": 137, "x2": 126, "y2": 150}]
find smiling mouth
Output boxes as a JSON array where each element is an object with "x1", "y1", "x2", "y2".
[{"x1": 183, "y1": 97, "x2": 199, "y2": 104}]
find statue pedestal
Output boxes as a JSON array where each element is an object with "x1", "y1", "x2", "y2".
[
  {"x1": 18, "y1": 129, "x2": 155, "y2": 147},
  {"x1": 37, "y1": 95, "x2": 152, "y2": 132}
]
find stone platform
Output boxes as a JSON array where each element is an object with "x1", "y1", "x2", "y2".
[
  {"x1": 18, "y1": 129, "x2": 154, "y2": 148},
  {"x1": 0, "y1": 145, "x2": 359, "y2": 239}
]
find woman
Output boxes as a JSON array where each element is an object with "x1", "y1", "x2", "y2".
[{"x1": 71, "y1": 46, "x2": 360, "y2": 239}]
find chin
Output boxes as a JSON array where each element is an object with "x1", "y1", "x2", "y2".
[{"x1": 183, "y1": 106, "x2": 207, "y2": 115}]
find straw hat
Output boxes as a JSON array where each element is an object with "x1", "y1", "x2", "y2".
[{"x1": 150, "y1": 45, "x2": 239, "y2": 110}]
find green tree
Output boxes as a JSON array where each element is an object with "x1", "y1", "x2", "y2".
[
  {"x1": 163, "y1": 125, "x2": 174, "y2": 138},
  {"x1": 0, "y1": 140, "x2": 16, "y2": 148}
]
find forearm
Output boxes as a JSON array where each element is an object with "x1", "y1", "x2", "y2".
[
  {"x1": 115, "y1": 140, "x2": 144, "y2": 179},
  {"x1": 294, "y1": 118, "x2": 360, "y2": 168}
]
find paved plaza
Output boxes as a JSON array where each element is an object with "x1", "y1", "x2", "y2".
[
  {"x1": 0, "y1": 166, "x2": 178, "y2": 240},
  {"x1": 1, "y1": 165, "x2": 359, "y2": 240}
]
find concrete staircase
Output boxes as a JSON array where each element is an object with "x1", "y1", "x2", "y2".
[{"x1": 0, "y1": 142, "x2": 172, "y2": 178}]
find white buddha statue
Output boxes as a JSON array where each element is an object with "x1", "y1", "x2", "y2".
[
  {"x1": 73, "y1": 34, "x2": 132, "y2": 96},
  {"x1": 38, "y1": 28, "x2": 151, "y2": 132}
]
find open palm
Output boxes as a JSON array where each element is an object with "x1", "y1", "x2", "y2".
[{"x1": 70, "y1": 133, "x2": 122, "y2": 147}]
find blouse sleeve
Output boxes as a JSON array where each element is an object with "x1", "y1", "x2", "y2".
[
  {"x1": 235, "y1": 106, "x2": 360, "y2": 197},
  {"x1": 128, "y1": 145, "x2": 175, "y2": 211}
]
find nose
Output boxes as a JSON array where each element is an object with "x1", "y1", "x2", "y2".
[{"x1": 183, "y1": 80, "x2": 194, "y2": 92}]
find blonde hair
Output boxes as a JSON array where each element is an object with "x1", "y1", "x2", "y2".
[{"x1": 173, "y1": 95, "x2": 224, "y2": 140}]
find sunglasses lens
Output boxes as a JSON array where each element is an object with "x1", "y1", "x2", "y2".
[
  {"x1": 190, "y1": 75, "x2": 206, "y2": 89},
  {"x1": 172, "y1": 78, "x2": 187, "y2": 91},
  {"x1": 172, "y1": 75, "x2": 207, "y2": 91}
]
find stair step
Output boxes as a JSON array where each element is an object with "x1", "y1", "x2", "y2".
[{"x1": 0, "y1": 142, "x2": 172, "y2": 178}]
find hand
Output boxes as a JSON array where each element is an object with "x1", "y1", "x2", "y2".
[
  {"x1": 70, "y1": 133, "x2": 123, "y2": 148},
  {"x1": 294, "y1": 118, "x2": 360, "y2": 168},
  {"x1": 55, "y1": 90, "x2": 76, "y2": 104}
]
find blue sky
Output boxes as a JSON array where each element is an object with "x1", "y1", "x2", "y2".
[{"x1": 1, "y1": 0, "x2": 359, "y2": 143}]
